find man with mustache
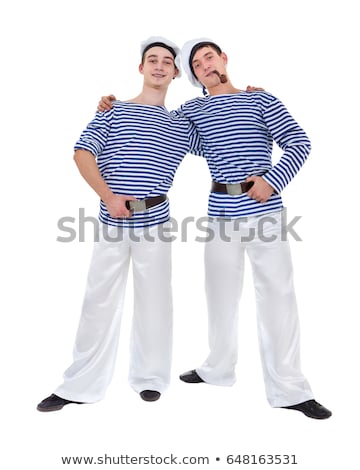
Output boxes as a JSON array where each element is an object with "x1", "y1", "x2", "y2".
[{"x1": 177, "y1": 38, "x2": 331, "y2": 420}]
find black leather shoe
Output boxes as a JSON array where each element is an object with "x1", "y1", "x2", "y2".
[
  {"x1": 140, "y1": 390, "x2": 161, "y2": 402},
  {"x1": 37, "y1": 394, "x2": 83, "y2": 412},
  {"x1": 282, "y1": 399, "x2": 332, "y2": 419},
  {"x1": 179, "y1": 369, "x2": 205, "y2": 383}
]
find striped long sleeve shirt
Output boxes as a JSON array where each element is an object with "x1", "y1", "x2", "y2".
[
  {"x1": 74, "y1": 101, "x2": 202, "y2": 227},
  {"x1": 178, "y1": 91, "x2": 311, "y2": 218}
]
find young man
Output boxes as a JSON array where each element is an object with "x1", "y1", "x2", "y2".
[
  {"x1": 97, "y1": 38, "x2": 331, "y2": 419},
  {"x1": 37, "y1": 37, "x2": 202, "y2": 412},
  {"x1": 176, "y1": 38, "x2": 331, "y2": 419}
]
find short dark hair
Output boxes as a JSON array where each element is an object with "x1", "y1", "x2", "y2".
[
  {"x1": 141, "y1": 42, "x2": 177, "y2": 65},
  {"x1": 189, "y1": 42, "x2": 222, "y2": 77}
]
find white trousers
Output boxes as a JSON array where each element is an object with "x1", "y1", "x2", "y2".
[
  {"x1": 197, "y1": 210, "x2": 314, "y2": 407},
  {"x1": 55, "y1": 223, "x2": 173, "y2": 403}
]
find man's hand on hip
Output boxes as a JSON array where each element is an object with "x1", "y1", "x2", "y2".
[
  {"x1": 104, "y1": 194, "x2": 137, "y2": 218},
  {"x1": 246, "y1": 176, "x2": 274, "y2": 203}
]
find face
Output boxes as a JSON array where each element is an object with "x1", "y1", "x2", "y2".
[
  {"x1": 191, "y1": 46, "x2": 227, "y2": 88},
  {"x1": 139, "y1": 46, "x2": 178, "y2": 87}
]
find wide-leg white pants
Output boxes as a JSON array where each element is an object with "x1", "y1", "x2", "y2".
[
  {"x1": 197, "y1": 210, "x2": 314, "y2": 407},
  {"x1": 55, "y1": 223, "x2": 173, "y2": 403}
]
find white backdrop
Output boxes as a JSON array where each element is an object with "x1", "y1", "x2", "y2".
[{"x1": 1, "y1": 0, "x2": 359, "y2": 468}]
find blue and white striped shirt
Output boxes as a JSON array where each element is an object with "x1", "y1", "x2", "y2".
[
  {"x1": 178, "y1": 91, "x2": 311, "y2": 218},
  {"x1": 74, "y1": 101, "x2": 202, "y2": 227}
]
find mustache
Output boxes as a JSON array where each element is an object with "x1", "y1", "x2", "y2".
[{"x1": 212, "y1": 70, "x2": 228, "y2": 83}]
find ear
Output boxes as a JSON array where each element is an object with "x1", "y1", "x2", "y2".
[
  {"x1": 173, "y1": 67, "x2": 179, "y2": 79},
  {"x1": 220, "y1": 52, "x2": 228, "y2": 66},
  {"x1": 139, "y1": 63, "x2": 144, "y2": 75}
]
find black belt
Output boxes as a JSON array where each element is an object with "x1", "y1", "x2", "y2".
[
  {"x1": 125, "y1": 195, "x2": 167, "y2": 213},
  {"x1": 211, "y1": 181, "x2": 254, "y2": 195}
]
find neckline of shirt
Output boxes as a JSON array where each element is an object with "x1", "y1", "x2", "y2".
[{"x1": 117, "y1": 100, "x2": 167, "y2": 109}]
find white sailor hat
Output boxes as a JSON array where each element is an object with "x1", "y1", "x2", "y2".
[
  {"x1": 140, "y1": 36, "x2": 181, "y2": 78},
  {"x1": 181, "y1": 37, "x2": 217, "y2": 88}
]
